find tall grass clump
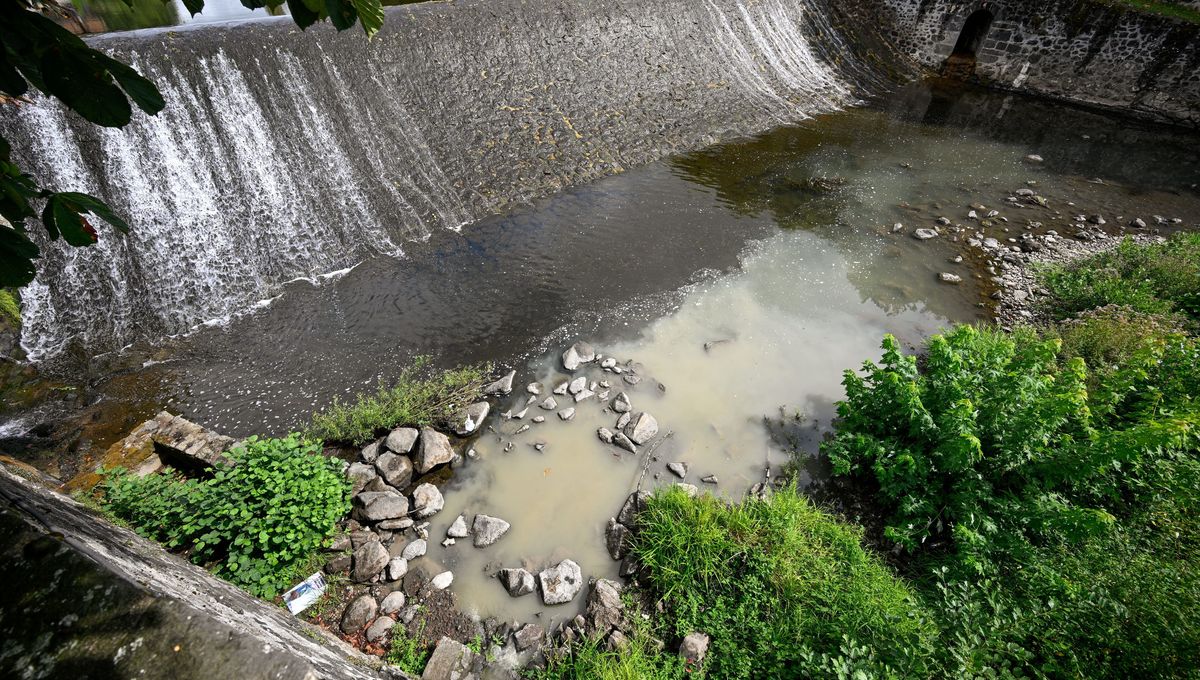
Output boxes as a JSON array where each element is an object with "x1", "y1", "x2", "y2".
[
  {"x1": 1037, "y1": 233, "x2": 1200, "y2": 325},
  {"x1": 307, "y1": 356, "x2": 491, "y2": 445},
  {"x1": 632, "y1": 485, "x2": 937, "y2": 680},
  {"x1": 537, "y1": 611, "x2": 688, "y2": 680}
]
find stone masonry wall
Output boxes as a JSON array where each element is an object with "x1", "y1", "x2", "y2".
[{"x1": 850, "y1": 0, "x2": 1200, "y2": 126}]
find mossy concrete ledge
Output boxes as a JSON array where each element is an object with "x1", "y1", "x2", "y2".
[{"x1": 0, "y1": 464, "x2": 408, "y2": 680}]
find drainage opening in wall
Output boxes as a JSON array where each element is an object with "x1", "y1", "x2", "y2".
[{"x1": 943, "y1": 8, "x2": 995, "y2": 79}]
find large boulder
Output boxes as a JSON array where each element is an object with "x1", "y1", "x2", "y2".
[
  {"x1": 421, "y1": 637, "x2": 479, "y2": 680},
  {"x1": 412, "y1": 483, "x2": 445, "y2": 518},
  {"x1": 538, "y1": 559, "x2": 583, "y2": 605},
  {"x1": 617, "y1": 491, "x2": 648, "y2": 528},
  {"x1": 353, "y1": 491, "x2": 409, "y2": 522},
  {"x1": 472, "y1": 514, "x2": 511, "y2": 547},
  {"x1": 586, "y1": 579, "x2": 625, "y2": 634},
  {"x1": 562, "y1": 341, "x2": 595, "y2": 371},
  {"x1": 453, "y1": 402, "x2": 490, "y2": 436},
  {"x1": 624, "y1": 412, "x2": 658, "y2": 445},
  {"x1": 605, "y1": 519, "x2": 631, "y2": 560},
  {"x1": 497, "y1": 568, "x2": 536, "y2": 597},
  {"x1": 415, "y1": 428, "x2": 455, "y2": 474},
  {"x1": 346, "y1": 463, "x2": 377, "y2": 495},
  {"x1": 385, "y1": 427, "x2": 418, "y2": 454},
  {"x1": 352, "y1": 540, "x2": 390, "y2": 582},
  {"x1": 374, "y1": 452, "x2": 413, "y2": 489},
  {"x1": 340, "y1": 594, "x2": 378, "y2": 634}
]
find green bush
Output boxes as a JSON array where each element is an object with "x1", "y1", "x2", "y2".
[
  {"x1": 1037, "y1": 233, "x2": 1200, "y2": 326},
  {"x1": 632, "y1": 486, "x2": 937, "y2": 680},
  {"x1": 307, "y1": 357, "x2": 491, "y2": 445},
  {"x1": 101, "y1": 434, "x2": 350, "y2": 598}
]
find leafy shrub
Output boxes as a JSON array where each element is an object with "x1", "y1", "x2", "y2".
[
  {"x1": 1037, "y1": 233, "x2": 1200, "y2": 325},
  {"x1": 101, "y1": 434, "x2": 349, "y2": 598},
  {"x1": 632, "y1": 486, "x2": 937, "y2": 680},
  {"x1": 307, "y1": 357, "x2": 491, "y2": 445},
  {"x1": 1051, "y1": 305, "x2": 1186, "y2": 380},
  {"x1": 386, "y1": 618, "x2": 431, "y2": 676}
]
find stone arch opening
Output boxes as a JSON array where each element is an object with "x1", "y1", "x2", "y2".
[{"x1": 943, "y1": 8, "x2": 994, "y2": 78}]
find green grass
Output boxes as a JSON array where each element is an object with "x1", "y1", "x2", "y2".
[
  {"x1": 1096, "y1": 0, "x2": 1200, "y2": 24},
  {"x1": 631, "y1": 486, "x2": 937, "y2": 679},
  {"x1": 306, "y1": 356, "x2": 492, "y2": 445},
  {"x1": 386, "y1": 618, "x2": 430, "y2": 676},
  {"x1": 535, "y1": 612, "x2": 687, "y2": 680},
  {"x1": 1037, "y1": 233, "x2": 1200, "y2": 326}
]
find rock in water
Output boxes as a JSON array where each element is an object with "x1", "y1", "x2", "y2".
[
  {"x1": 613, "y1": 433, "x2": 637, "y2": 453},
  {"x1": 597, "y1": 427, "x2": 614, "y2": 444},
  {"x1": 913, "y1": 228, "x2": 938, "y2": 240},
  {"x1": 539, "y1": 559, "x2": 583, "y2": 605},
  {"x1": 568, "y1": 376, "x2": 587, "y2": 394},
  {"x1": 430, "y1": 571, "x2": 454, "y2": 590},
  {"x1": 384, "y1": 427, "x2": 418, "y2": 454},
  {"x1": 447, "y1": 514, "x2": 469, "y2": 538},
  {"x1": 667, "y1": 461, "x2": 688, "y2": 478},
  {"x1": 453, "y1": 402, "x2": 490, "y2": 436},
  {"x1": 412, "y1": 483, "x2": 445, "y2": 518},
  {"x1": 615, "y1": 412, "x2": 631, "y2": 430},
  {"x1": 539, "y1": 396, "x2": 558, "y2": 410},
  {"x1": 611, "y1": 392, "x2": 632, "y2": 413},
  {"x1": 340, "y1": 594, "x2": 378, "y2": 633},
  {"x1": 374, "y1": 452, "x2": 413, "y2": 489},
  {"x1": 472, "y1": 514, "x2": 511, "y2": 547},
  {"x1": 624, "y1": 412, "x2": 659, "y2": 445},
  {"x1": 352, "y1": 541, "x2": 389, "y2": 582},
  {"x1": 573, "y1": 388, "x2": 595, "y2": 403},
  {"x1": 562, "y1": 341, "x2": 597, "y2": 371},
  {"x1": 484, "y1": 370, "x2": 516, "y2": 396},
  {"x1": 415, "y1": 428, "x2": 454, "y2": 473},
  {"x1": 617, "y1": 491, "x2": 649, "y2": 526},
  {"x1": 497, "y1": 568, "x2": 536, "y2": 597},
  {"x1": 701, "y1": 474, "x2": 719, "y2": 485},
  {"x1": 938, "y1": 272, "x2": 963, "y2": 284},
  {"x1": 401, "y1": 538, "x2": 427, "y2": 560},
  {"x1": 552, "y1": 380, "x2": 569, "y2": 395},
  {"x1": 558, "y1": 407, "x2": 576, "y2": 421},
  {"x1": 606, "y1": 518, "x2": 631, "y2": 560}
]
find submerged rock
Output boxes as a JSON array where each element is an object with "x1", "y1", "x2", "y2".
[
  {"x1": 539, "y1": 396, "x2": 558, "y2": 411},
  {"x1": 701, "y1": 474, "x2": 719, "y2": 485},
  {"x1": 562, "y1": 341, "x2": 596, "y2": 371},
  {"x1": 340, "y1": 594, "x2": 378, "y2": 633},
  {"x1": 573, "y1": 388, "x2": 595, "y2": 402},
  {"x1": 526, "y1": 382, "x2": 541, "y2": 395},
  {"x1": 938, "y1": 272, "x2": 963, "y2": 284},
  {"x1": 568, "y1": 376, "x2": 587, "y2": 395},
  {"x1": 415, "y1": 428, "x2": 454, "y2": 474},
  {"x1": 538, "y1": 559, "x2": 583, "y2": 605},
  {"x1": 472, "y1": 514, "x2": 511, "y2": 547},
  {"x1": 498, "y1": 567, "x2": 537, "y2": 597},
  {"x1": 484, "y1": 370, "x2": 516, "y2": 396}
]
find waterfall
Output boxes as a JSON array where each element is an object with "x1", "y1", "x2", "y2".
[{"x1": 2, "y1": 0, "x2": 871, "y2": 362}]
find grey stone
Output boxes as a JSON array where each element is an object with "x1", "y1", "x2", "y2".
[
  {"x1": 422, "y1": 637, "x2": 478, "y2": 680},
  {"x1": 538, "y1": 559, "x2": 583, "y2": 605},
  {"x1": 360, "y1": 440, "x2": 381, "y2": 463},
  {"x1": 447, "y1": 514, "x2": 469, "y2": 539},
  {"x1": 340, "y1": 594, "x2": 378, "y2": 634},
  {"x1": 573, "y1": 388, "x2": 595, "y2": 403},
  {"x1": 415, "y1": 428, "x2": 454, "y2": 474},
  {"x1": 453, "y1": 402, "x2": 490, "y2": 436},
  {"x1": 375, "y1": 452, "x2": 413, "y2": 489},
  {"x1": 352, "y1": 540, "x2": 390, "y2": 582},
  {"x1": 562, "y1": 341, "x2": 596, "y2": 371},
  {"x1": 386, "y1": 557, "x2": 409, "y2": 582},
  {"x1": 430, "y1": 571, "x2": 454, "y2": 590},
  {"x1": 552, "y1": 380, "x2": 569, "y2": 396},
  {"x1": 385, "y1": 427, "x2": 418, "y2": 454},
  {"x1": 613, "y1": 433, "x2": 637, "y2": 453},
  {"x1": 615, "y1": 412, "x2": 631, "y2": 430},
  {"x1": 624, "y1": 412, "x2": 658, "y2": 445},
  {"x1": 365, "y1": 616, "x2": 396, "y2": 643},
  {"x1": 913, "y1": 228, "x2": 938, "y2": 240},
  {"x1": 513, "y1": 623, "x2": 544, "y2": 651},
  {"x1": 611, "y1": 392, "x2": 632, "y2": 413},
  {"x1": 346, "y1": 462, "x2": 377, "y2": 494},
  {"x1": 526, "y1": 382, "x2": 541, "y2": 395},
  {"x1": 701, "y1": 474, "x2": 719, "y2": 485},
  {"x1": 354, "y1": 491, "x2": 409, "y2": 522},
  {"x1": 938, "y1": 272, "x2": 963, "y2": 284},
  {"x1": 539, "y1": 396, "x2": 558, "y2": 410},
  {"x1": 679, "y1": 632, "x2": 710, "y2": 666},
  {"x1": 586, "y1": 579, "x2": 624, "y2": 634},
  {"x1": 532, "y1": 416, "x2": 545, "y2": 423},
  {"x1": 605, "y1": 518, "x2": 631, "y2": 560},
  {"x1": 568, "y1": 376, "x2": 587, "y2": 394},
  {"x1": 380, "y1": 590, "x2": 406, "y2": 614},
  {"x1": 412, "y1": 483, "x2": 445, "y2": 518},
  {"x1": 401, "y1": 538, "x2": 427, "y2": 560},
  {"x1": 377, "y1": 517, "x2": 413, "y2": 531},
  {"x1": 674, "y1": 483, "x2": 699, "y2": 497},
  {"x1": 325, "y1": 554, "x2": 351, "y2": 574},
  {"x1": 497, "y1": 568, "x2": 536, "y2": 597},
  {"x1": 608, "y1": 630, "x2": 630, "y2": 652},
  {"x1": 597, "y1": 427, "x2": 614, "y2": 444},
  {"x1": 667, "y1": 462, "x2": 688, "y2": 478},
  {"x1": 484, "y1": 370, "x2": 516, "y2": 396},
  {"x1": 601, "y1": 357, "x2": 617, "y2": 369},
  {"x1": 1026, "y1": 154, "x2": 1044, "y2": 163},
  {"x1": 472, "y1": 514, "x2": 511, "y2": 547},
  {"x1": 557, "y1": 407, "x2": 576, "y2": 421}
]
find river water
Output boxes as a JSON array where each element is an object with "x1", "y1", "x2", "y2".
[{"x1": 10, "y1": 82, "x2": 1200, "y2": 622}]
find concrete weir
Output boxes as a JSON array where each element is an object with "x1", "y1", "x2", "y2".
[{"x1": 3, "y1": 0, "x2": 874, "y2": 362}]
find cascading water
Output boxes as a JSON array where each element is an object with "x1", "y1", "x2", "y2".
[{"x1": 1, "y1": 0, "x2": 872, "y2": 362}]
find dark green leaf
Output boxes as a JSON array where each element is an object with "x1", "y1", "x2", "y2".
[
  {"x1": 181, "y1": 0, "x2": 205, "y2": 17},
  {"x1": 350, "y1": 0, "x2": 384, "y2": 38},
  {"x1": 0, "y1": 41, "x2": 27, "y2": 97},
  {"x1": 287, "y1": 0, "x2": 321, "y2": 30},
  {"x1": 56, "y1": 192, "x2": 131, "y2": 233},
  {"x1": 0, "y1": 225, "x2": 39, "y2": 287},
  {"x1": 40, "y1": 48, "x2": 131, "y2": 127},
  {"x1": 325, "y1": 0, "x2": 358, "y2": 31},
  {"x1": 92, "y1": 52, "x2": 164, "y2": 116}
]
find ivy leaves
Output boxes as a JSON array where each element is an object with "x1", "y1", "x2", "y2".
[{"x1": 0, "y1": 0, "x2": 386, "y2": 288}]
